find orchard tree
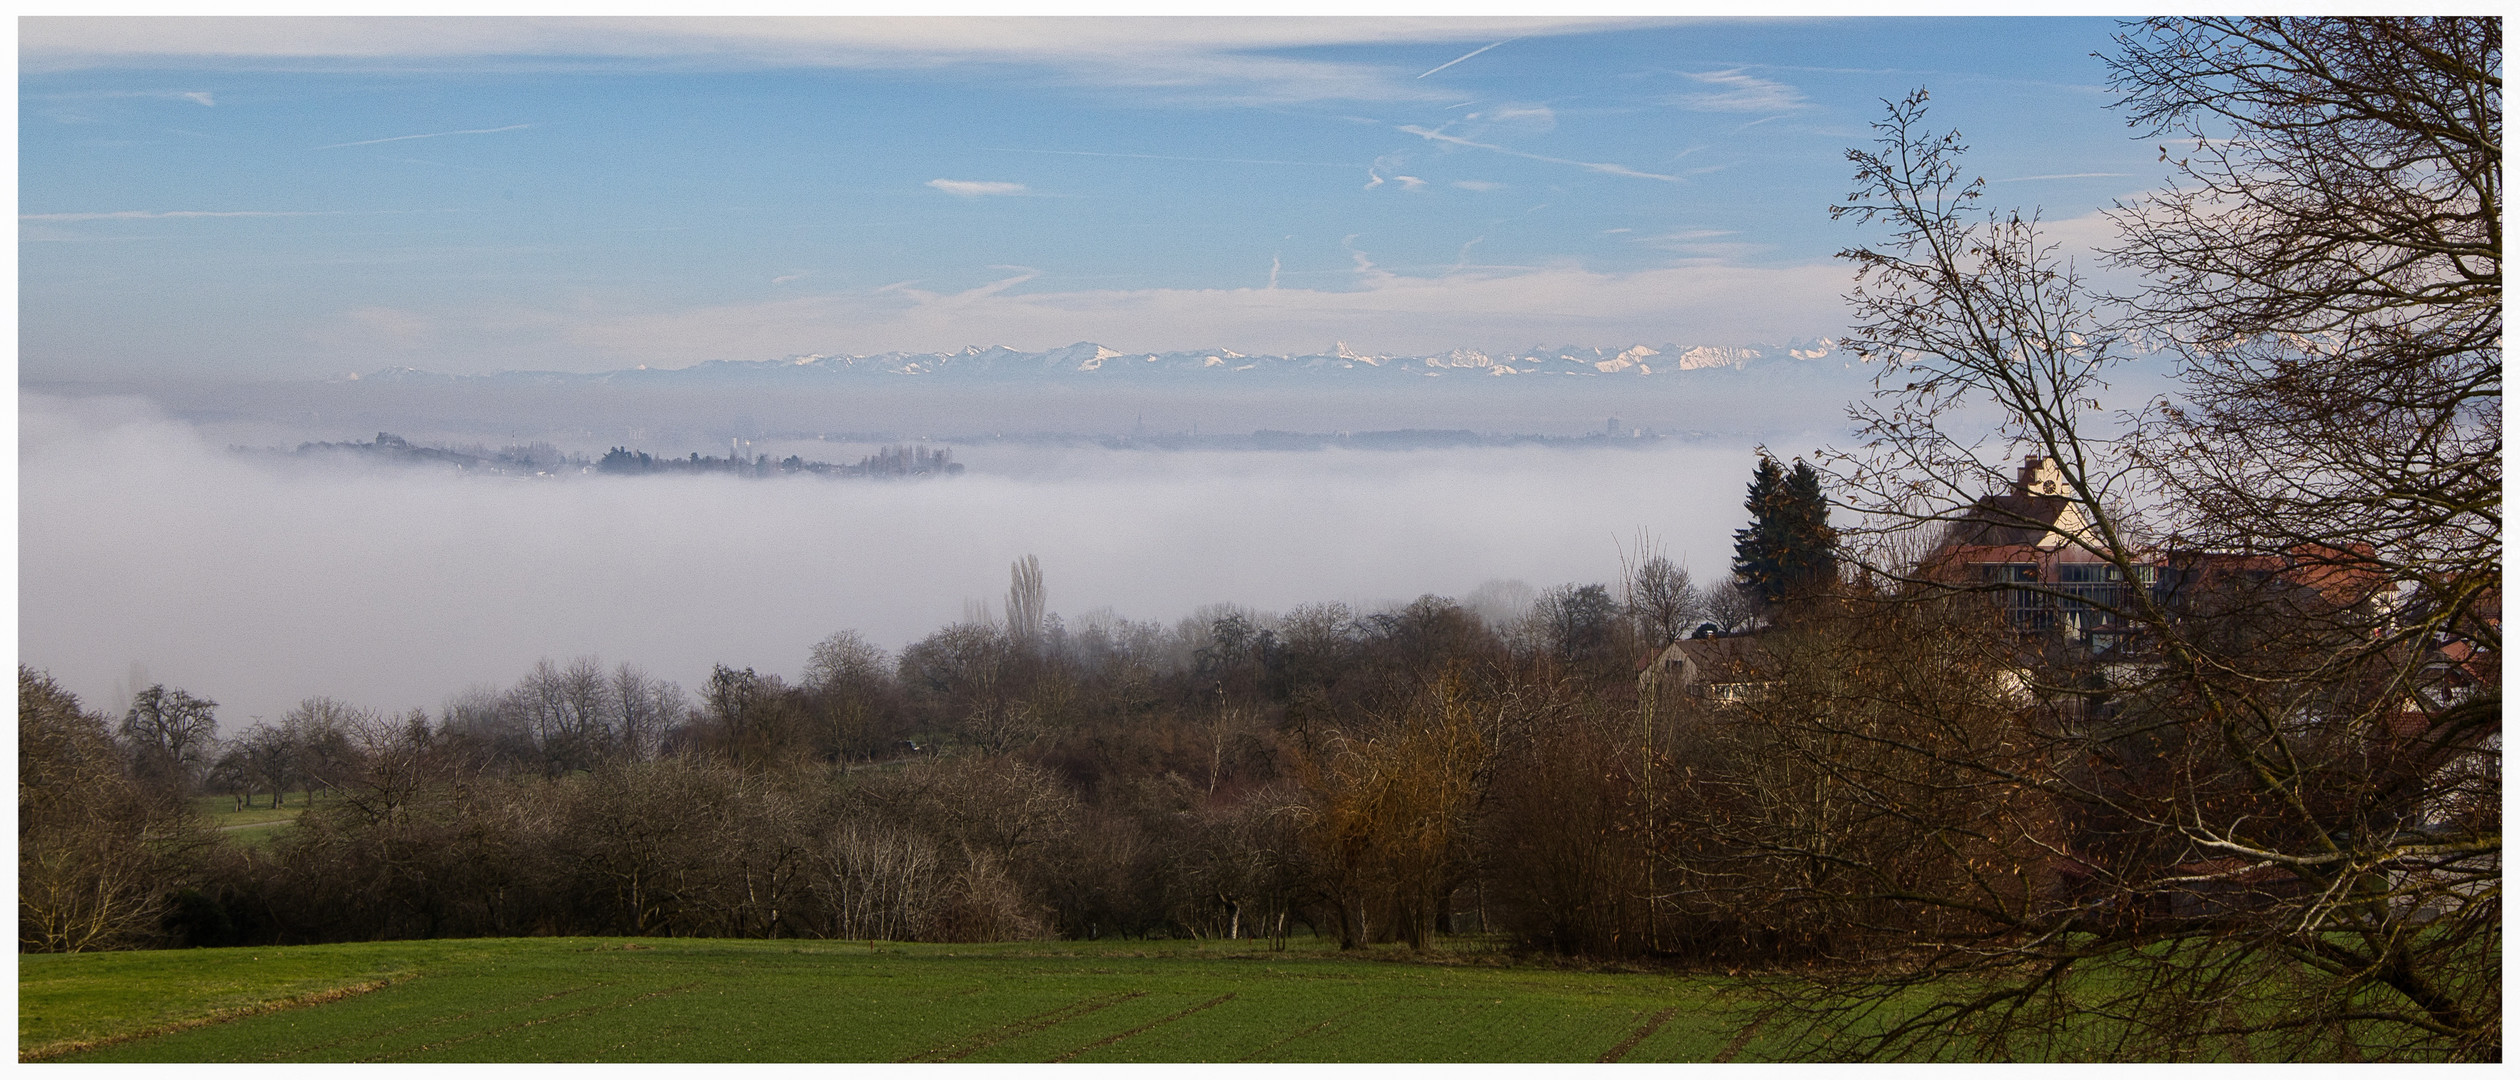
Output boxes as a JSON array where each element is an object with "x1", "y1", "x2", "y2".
[
  {"x1": 236, "y1": 721, "x2": 298, "y2": 808},
  {"x1": 281, "y1": 697, "x2": 364, "y2": 798},
  {"x1": 119, "y1": 684, "x2": 218, "y2": 793}
]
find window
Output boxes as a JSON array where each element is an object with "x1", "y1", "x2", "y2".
[{"x1": 1977, "y1": 563, "x2": 2047, "y2": 631}]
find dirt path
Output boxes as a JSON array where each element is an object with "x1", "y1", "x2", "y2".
[{"x1": 217, "y1": 819, "x2": 294, "y2": 832}]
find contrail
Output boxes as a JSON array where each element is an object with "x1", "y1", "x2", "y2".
[
  {"x1": 1419, "y1": 39, "x2": 1516, "y2": 79},
  {"x1": 316, "y1": 124, "x2": 531, "y2": 150},
  {"x1": 984, "y1": 147, "x2": 1350, "y2": 168}
]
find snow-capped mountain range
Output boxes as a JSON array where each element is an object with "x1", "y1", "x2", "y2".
[{"x1": 350, "y1": 340, "x2": 1853, "y2": 385}]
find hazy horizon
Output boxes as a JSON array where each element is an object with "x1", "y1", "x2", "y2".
[
  {"x1": 21, "y1": 16, "x2": 2165, "y2": 733},
  {"x1": 23, "y1": 392, "x2": 1815, "y2": 730},
  {"x1": 22, "y1": 16, "x2": 2154, "y2": 383}
]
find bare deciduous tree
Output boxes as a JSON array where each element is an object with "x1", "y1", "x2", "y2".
[
  {"x1": 817, "y1": 820, "x2": 941, "y2": 942},
  {"x1": 21, "y1": 668, "x2": 206, "y2": 952},
  {"x1": 1622, "y1": 531, "x2": 1703, "y2": 646},
  {"x1": 281, "y1": 696, "x2": 364, "y2": 798},
  {"x1": 1533, "y1": 583, "x2": 1621, "y2": 672},
  {"x1": 608, "y1": 663, "x2": 683, "y2": 764},
  {"x1": 2108, "y1": 15, "x2": 2501, "y2": 684},
  {"x1": 803, "y1": 632, "x2": 897, "y2": 763},
  {"x1": 699, "y1": 664, "x2": 807, "y2": 769},
  {"x1": 1702, "y1": 579, "x2": 1763, "y2": 635},
  {"x1": 1007, "y1": 553, "x2": 1047, "y2": 644},
  {"x1": 235, "y1": 721, "x2": 298, "y2": 808},
  {"x1": 1772, "y1": 18, "x2": 2498, "y2": 1059},
  {"x1": 1288, "y1": 674, "x2": 1496, "y2": 950},
  {"x1": 119, "y1": 683, "x2": 218, "y2": 793}
]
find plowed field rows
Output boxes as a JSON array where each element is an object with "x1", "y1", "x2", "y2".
[{"x1": 22, "y1": 937, "x2": 1767, "y2": 1063}]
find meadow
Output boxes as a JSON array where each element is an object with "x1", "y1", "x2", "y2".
[
  {"x1": 188, "y1": 791, "x2": 319, "y2": 849},
  {"x1": 21, "y1": 936, "x2": 1775, "y2": 1063}
]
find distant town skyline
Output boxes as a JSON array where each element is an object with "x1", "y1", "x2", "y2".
[{"x1": 23, "y1": 16, "x2": 2159, "y2": 382}]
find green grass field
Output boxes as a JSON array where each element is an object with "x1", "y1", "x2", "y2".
[
  {"x1": 21, "y1": 936, "x2": 1777, "y2": 1063},
  {"x1": 187, "y1": 791, "x2": 324, "y2": 849}
]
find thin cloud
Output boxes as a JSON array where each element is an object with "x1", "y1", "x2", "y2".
[
  {"x1": 1396, "y1": 125, "x2": 1680, "y2": 183},
  {"x1": 1452, "y1": 180, "x2": 1502, "y2": 191},
  {"x1": 1339, "y1": 234, "x2": 1387, "y2": 284},
  {"x1": 1672, "y1": 69, "x2": 1807, "y2": 113},
  {"x1": 29, "y1": 88, "x2": 217, "y2": 105},
  {"x1": 1470, "y1": 103, "x2": 1554, "y2": 128},
  {"x1": 1363, "y1": 156, "x2": 1427, "y2": 192},
  {"x1": 18, "y1": 235, "x2": 171, "y2": 245},
  {"x1": 1992, "y1": 172, "x2": 2134, "y2": 183},
  {"x1": 984, "y1": 147, "x2": 1352, "y2": 168},
  {"x1": 927, "y1": 179, "x2": 1030, "y2": 198},
  {"x1": 315, "y1": 123, "x2": 530, "y2": 150},
  {"x1": 549, "y1": 258, "x2": 1851, "y2": 365},
  {"x1": 1637, "y1": 229, "x2": 1769, "y2": 261},
  {"x1": 1418, "y1": 38, "x2": 1517, "y2": 79},
  {"x1": 23, "y1": 17, "x2": 1644, "y2": 106},
  {"x1": 1639, "y1": 229, "x2": 1738, "y2": 243},
  {"x1": 21, "y1": 209, "x2": 345, "y2": 222},
  {"x1": 71, "y1": 254, "x2": 1852, "y2": 378}
]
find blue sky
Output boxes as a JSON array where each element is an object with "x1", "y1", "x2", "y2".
[{"x1": 21, "y1": 17, "x2": 2162, "y2": 381}]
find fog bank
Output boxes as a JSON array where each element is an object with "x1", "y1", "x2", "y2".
[
  {"x1": 35, "y1": 367, "x2": 1879, "y2": 453},
  {"x1": 22, "y1": 394, "x2": 1784, "y2": 728}
]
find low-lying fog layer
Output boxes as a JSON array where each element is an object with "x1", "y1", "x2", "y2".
[{"x1": 22, "y1": 394, "x2": 1801, "y2": 728}]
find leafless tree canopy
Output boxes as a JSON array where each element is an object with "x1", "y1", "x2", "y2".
[
  {"x1": 21, "y1": 669, "x2": 209, "y2": 952},
  {"x1": 13, "y1": 19, "x2": 2494, "y2": 1065},
  {"x1": 1007, "y1": 553, "x2": 1047, "y2": 644},
  {"x1": 119, "y1": 684, "x2": 219, "y2": 793},
  {"x1": 2108, "y1": 17, "x2": 2499, "y2": 356},
  {"x1": 1782, "y1": 16, "x2": 2498, "y2": 1061},
  {"x1": 1623, "y1": 536, "x2": 1705, "y2": 646},
  {"x1": 2110, "y1": 16, "x2": 2500, "y2": 651}
]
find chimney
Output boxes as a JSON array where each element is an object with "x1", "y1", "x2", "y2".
[{"x1": 2016, "y1": 455, "x2": 2066, "y2": 497}]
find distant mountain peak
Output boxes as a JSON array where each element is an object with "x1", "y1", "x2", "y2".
[{"x1": 348, "y1": 339, "x2": 1848, "y2": 386}]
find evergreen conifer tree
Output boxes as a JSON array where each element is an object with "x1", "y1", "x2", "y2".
[{"x1": 1731, "y1": 454, "x2": 1838, "y2": 607}]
